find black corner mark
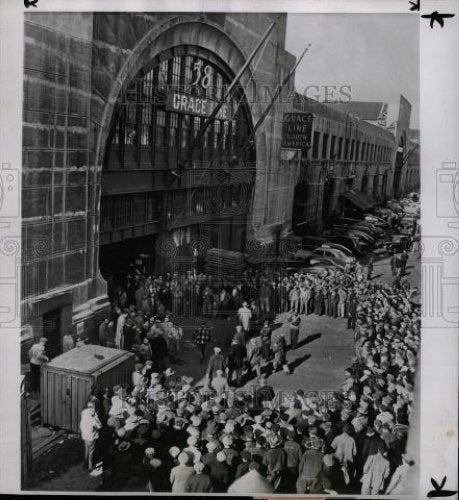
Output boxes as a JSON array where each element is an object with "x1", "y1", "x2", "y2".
[
  {"x1": 421, "y1": 11, "x2": 455, "y2": 28},
  {"x1": 409, "y1": 0, "x2": 420, "y2": 12},
  {"x1": 24, "y1": 0, "x2": 39, "y2": 7},
  {"x1": 427, "y1": 476, "x2": 458, "y2": 498}
]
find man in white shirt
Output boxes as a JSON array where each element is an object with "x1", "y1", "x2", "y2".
[
  {"x1": 28, "y1": 337, "x2": 49, "y2": 393},
  {"x1": 79, "y1": 402, "x2": 102, "y2": 471},
  {"x1": 115, "y1": 310, "x2": 127, "y2": 349},
  {"x1": 237, "y1": 301, "x2": 252, "y2": 333}
]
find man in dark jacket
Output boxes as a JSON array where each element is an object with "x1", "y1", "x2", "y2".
[
  {"x1": 227, "y1": 339, "x2": 246, "y2": 387},
  {"x1": 296, "y1": 432, "x2": 325, "y2": 493},
  {"x1": 184, "y1": 461, "x2": 213, "y2": 492},
  {"x1": 206, "y1": 346, "x2": 226, "y2": 385}
]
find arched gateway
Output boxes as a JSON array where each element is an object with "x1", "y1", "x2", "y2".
[{"x1": 96, "y1": 20, "x2": 257, "y2": 288}]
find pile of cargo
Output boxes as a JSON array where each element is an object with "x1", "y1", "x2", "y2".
[{"x1": 205, "y1": 248, "x2": 246, "y2": 280}]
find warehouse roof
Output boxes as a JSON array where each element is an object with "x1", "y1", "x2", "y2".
[{"x1": 327, "y1": 101, "x2": 387, "y2": 121}]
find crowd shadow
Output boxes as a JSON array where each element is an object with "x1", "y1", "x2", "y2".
[
  {"x1": 288, "y1": 353, "x2": 312, "y2": 373},
  {"x1": 293, "y1": 332, "x2": 322, "y2": 350}
]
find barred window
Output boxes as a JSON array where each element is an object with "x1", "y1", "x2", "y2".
[
  {"x1": 140, "y1": 105, "x2": 152, "y2": 146},
  {"x1": 181, "y1": 115, "x2": 190, "y2": 149},
  {"x1": 155, "y1": 110, "x2": 166, "y2": 146},
  {"x1": 312, "y1": 131, "x2": 320, "y2": 159},
  {"x1": 213, "y1": 120, "x2": 221, "y2": 150},
  {"x1": 171, "y1": 56, "x2": 181, "y2": 87},
  {"x1": 125, "y1": 102, "x2": 137, "y2": 145},
  {"x1": 158, "y1": 60, "x2": 168, "y2": 90},
  {"x1": 116, "y1": 196, "x2": 131, "y2": 226},
  {"x1": 169, "y1": 112, "x2": 179, "y2": 148},
  {"x1": 184, "y1": 56, "x2": 193, "y2": 91},
  {"x1": 143, "y1": 70, "x2": 154, "y2": 102}
]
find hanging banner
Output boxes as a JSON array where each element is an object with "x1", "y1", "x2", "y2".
[{"x1": 281, "y1": 112, "x2": 313, "y2": 149}]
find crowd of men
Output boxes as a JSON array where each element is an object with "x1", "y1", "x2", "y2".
[{"x1": 76, "y1": 251, "x2": 419, "y2": 494}]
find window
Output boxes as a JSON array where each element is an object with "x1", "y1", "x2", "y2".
[
  {"x1": 216, "y1": 73, "x2": 223, "y2": 101},
  {"x1": 184, "y1": 56, "x2": 193, "y2": 91},
  {"x1": 155, "y1": 110, "x2": 166, "y2": 146},
  {"x1": 330, "y1": 135, "x2": 336, "y2": 160},
  {"x1": 338, "y1": 137, "x2": 343, "y2": 159},
  {"x1": 140, "y1": 104, "x2": 152, "y2": 146},
  {"x1": 213, "y1": 120, "x2": 221, "y2": 150},
  {"x1": 312, "y1": 131, "x2": 320, "y2": 158},
  {"x1": 322, "y1": 133, "x2": 329, "y2": 159},
  {"x1": 133, "y1": 193, "x2": 146, "y2": 223},
  {"x1": 169, "y1": 112, "x2": 178, "y2": 148},
  {"x1": 171, "y1": 56, "x2": 181, "y2": 87},
  {"x1": 350, "y1": 140, "x2": 355, "y2": 160},
  {"x1": 116, "y1": 196, "x2": 131, "y2": 226},
  {"x1": 125, "y1": 101, "x2": 137, "y2": 145},
  {"x1": 231, "y1": 119, "x2": 238, "y2": 154},
  {"x1": 181, "y1": 115, "x2": 190, "y2": 149},
  {"x1": 142, "y1": 70, "x2": 154, "y2": 102},
  {"x1": 355, "y1": 141, "x2": 360, "y2": 160},
  {"x1": 344, "y1": 139, "x2": 349, "y2": 159},
  {"x1": 361, "y1": 143, "x2": 366, "y2": 161},
  {"x1": 158, "y1": 60, "x2": 168, "y2": 90},
  {"x1": 222, "y1": 121, "x2": 230, "y2": 151},
  {"x1": 146, "y1": 193, "x2": 161, "y2": 221}
]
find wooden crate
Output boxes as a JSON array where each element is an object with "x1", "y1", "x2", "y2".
[{"x1": 41, "y1": 345, "x2": 135, "y2": 432}]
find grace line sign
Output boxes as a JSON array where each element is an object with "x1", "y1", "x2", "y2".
[{"x1": 281, "y1": 112, "x2": 313, "y2": 149}]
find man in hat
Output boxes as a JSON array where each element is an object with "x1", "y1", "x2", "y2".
[
  {"x1": 79, "y1": 402, "x2": 102, "y2": 472},
  {"x1": 211, "y1": 369, "x2": 230, "y2": 395},
  {"x1": 263, "y1": 434, "x2": 286, "y2": 487},
  {"x1": 206, "y1": 347, "x2": 226, "y2": 387},
  {"x1": 210, "y1": 451, "x2": 231, "y2": 492},
  {"x1": 259, "y1": 320, "x2": 272, "y2": 363},
  {"x1": 170, "y1": 452, "x2": 194, "y2": 493},
  {"x1": 184, "y1": 460, "x2": 213, "y2": 493},
  {"x1": 247, "y1": 338, "x2": 262, "y2": 380},
  {"x1": 193, "y1": 324, "x2": 212, "y2": 363},
  {"x1": 227, "y1": 338, "x2": 246, "y2": 388},
  {"x1": 297, "y1": 428, "x2": 325, "y2": 493},
  {"x1": 287, "y1": 313, "x2": 301, "y2": 350},
  {"x1": 28, "y1": 336, "x2": 49, "y2": 393},
  {"x1": 283, "y1": 429, "x2": 302, "y2": 482},
  {"x1": 237, "y1": 301, "x2": 252, "y2": 333},
  {"x1": 149, "y1": 327, "x2": 169, "y2": 372}
]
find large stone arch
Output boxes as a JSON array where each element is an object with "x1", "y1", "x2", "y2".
[
  {"x1": 94, "y1": 17, "x2": 260, "y2": 168},
  {"x1": 89, "y1": 16, "x2": 265, "y2": 295}
]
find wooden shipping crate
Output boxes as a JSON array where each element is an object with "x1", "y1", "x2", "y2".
[{"x1": 41, "y1": 345, "x2": 135, "y2": 432}]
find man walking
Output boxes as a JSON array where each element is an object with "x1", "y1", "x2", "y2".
[
  {"x1": 287, "y1": 313, "x2": 301, "y2": 349},
  {"x1": 193, "y1": 324, "x2": 212, "y2": 364},
  {"x1": 28, "y1": 337, "x2": 49, "y2": 393},
  {"x1": 206, "y1": 346, "x2": 226, "y2": 387},
  {"x1": 79, "y1": 402, "x2": 102, "y2": 472},
  {"x1": 237, "y1": 301, "x2": 252, "y2": 333}
]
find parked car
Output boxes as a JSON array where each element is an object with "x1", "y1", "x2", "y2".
[
  {"x1": 327, "y1": 235, "x2": 365, "y2": 256},
  {"x1": 296, "y1": 264, "x2": 334, "y2": 276},
  {"x1": 299, "y1": 235, "x2": 330, "y2": 250},
  {"x1": 318, "y1": 242, "x2": 356, "y2": 259},
  {"x1": 313, "y1": 246, "x2": 355, "y2": 265},
  {"x1": 386, "y1": 234, "x2": 411, "y2": 253},
  {"x1": 334, "y1": 226, "x2": 375, "y2": 244},
  {"x1": 309, "y1": 255, "x2": 346, "y2": 270},
  {"x1": 352, "y1": 222, "x2": 384, "y2": 236},
  {"x1": 363, "y1": 214, "x2": 389, "y2": 228}
]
